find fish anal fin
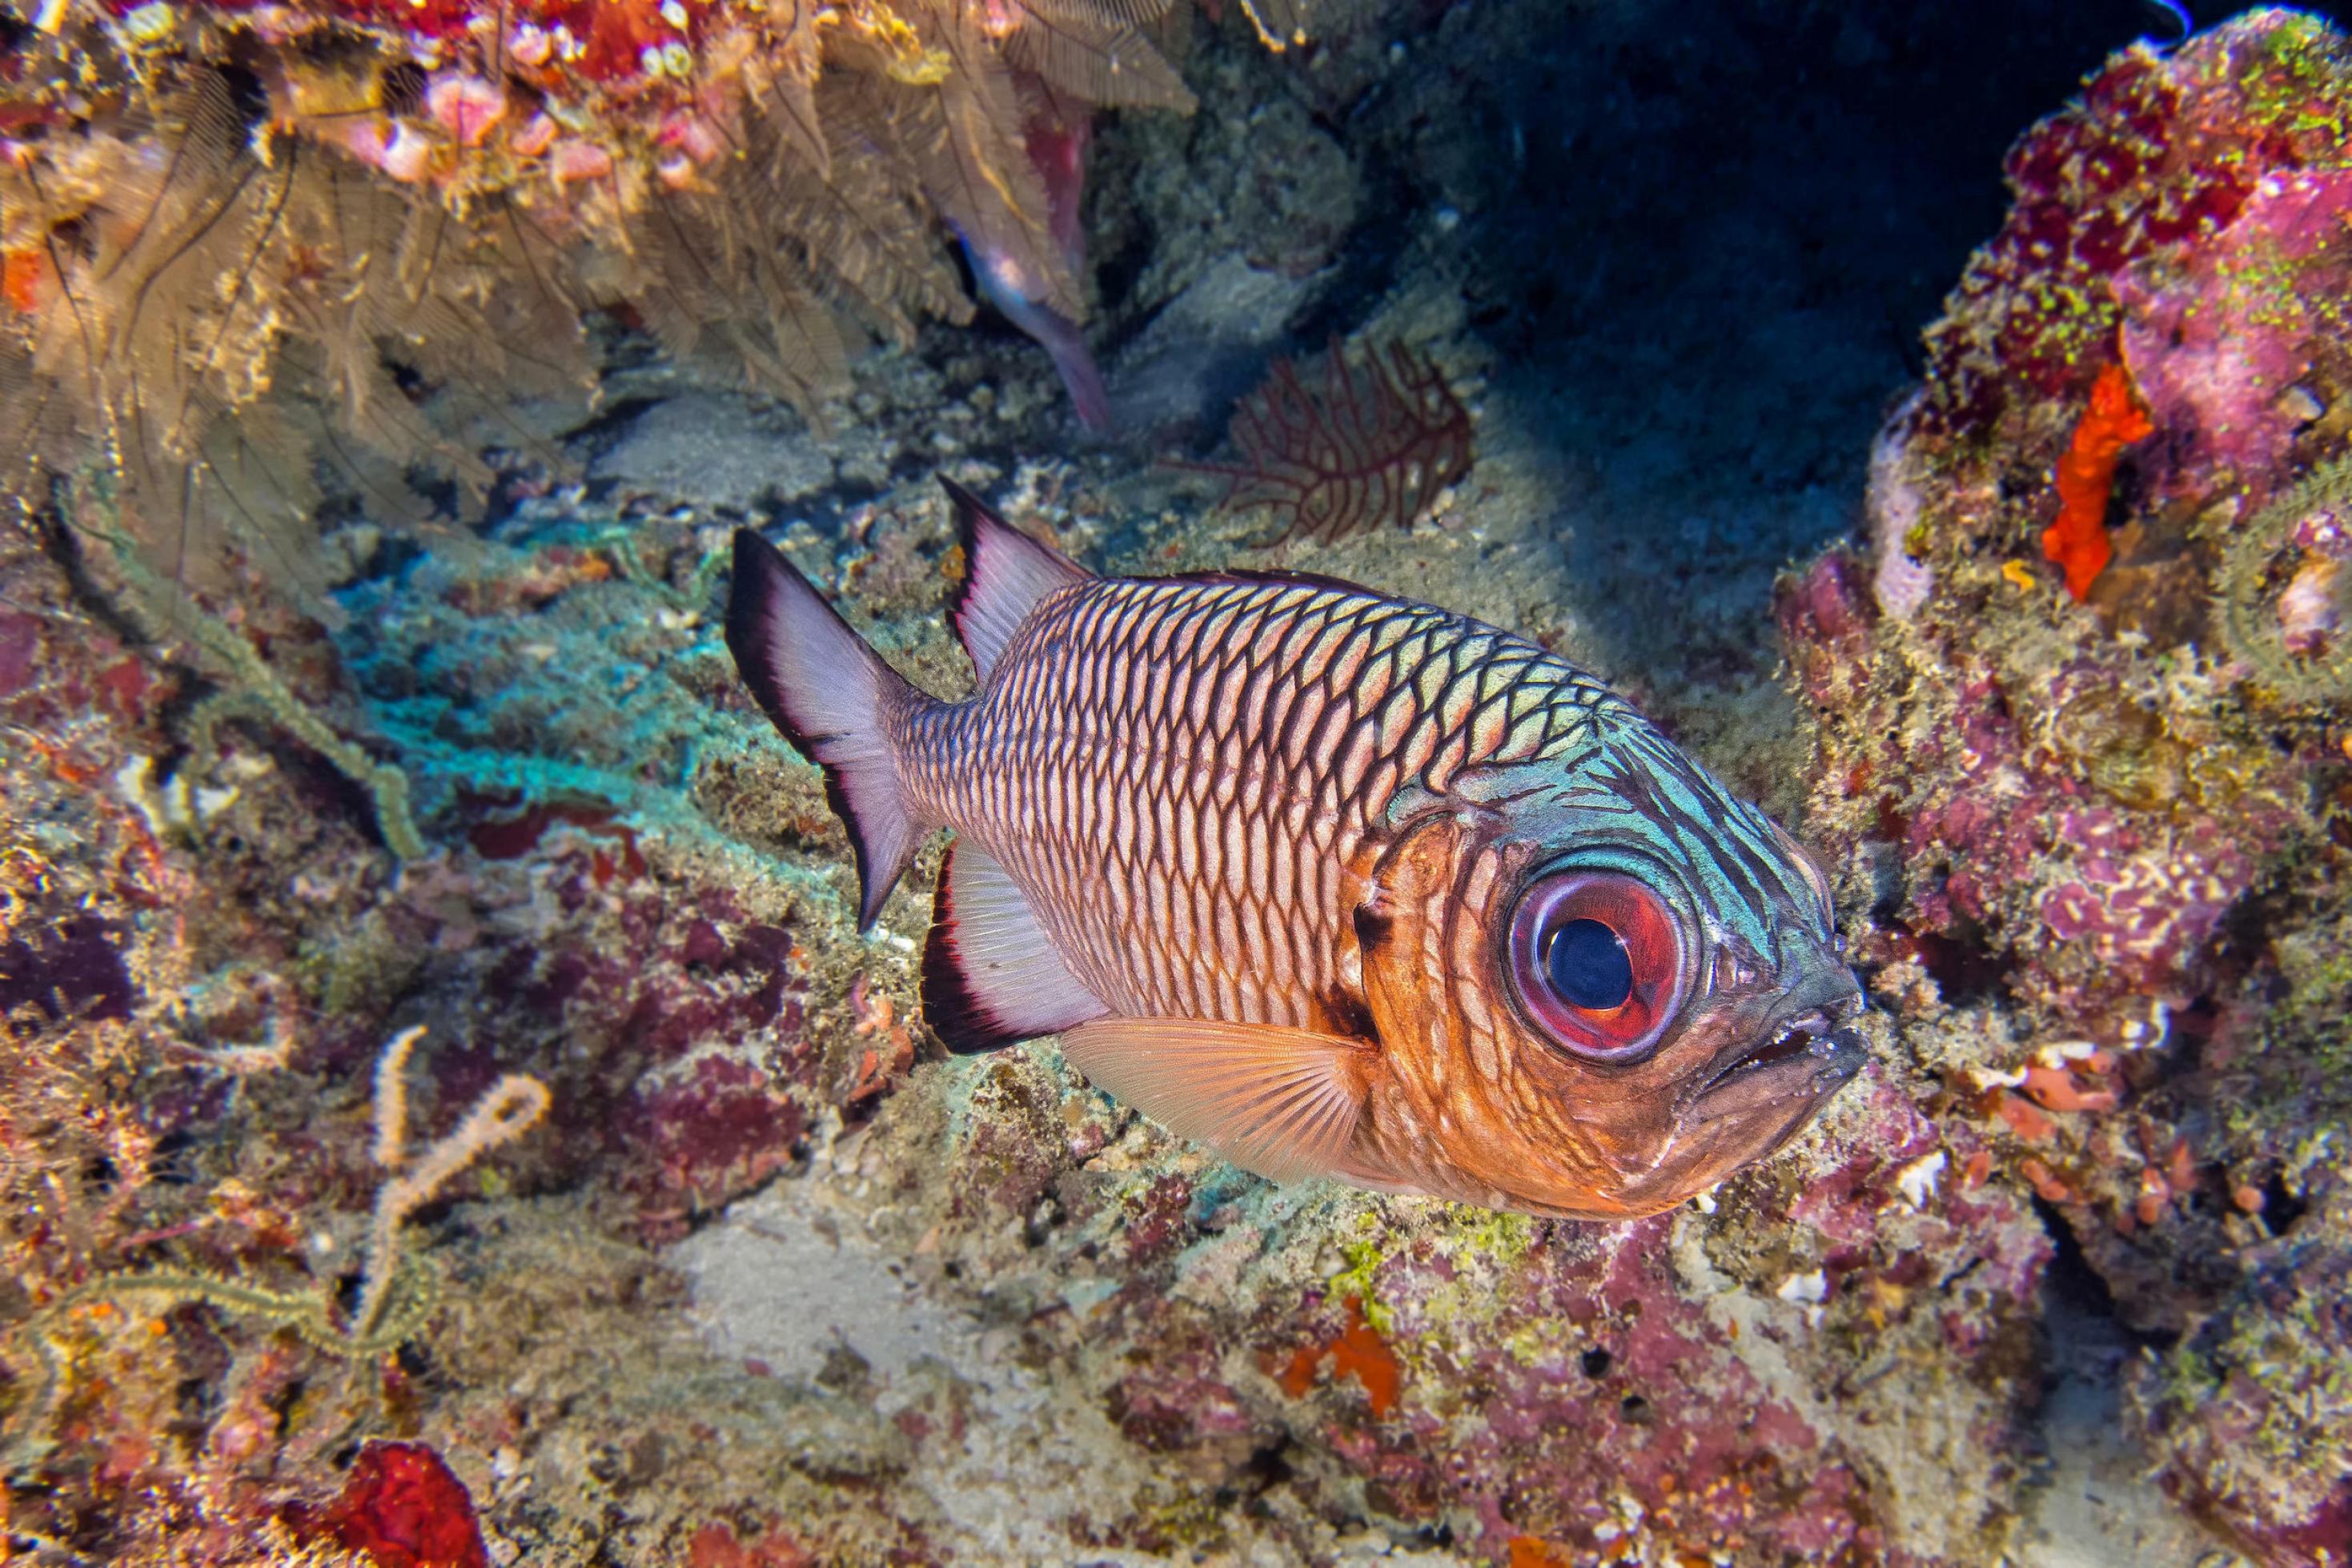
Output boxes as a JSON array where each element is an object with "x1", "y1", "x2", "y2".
[
  {"x1": 1059, "y1": 1017, "x2": 1374, "y2": 1186},
  {"x1": 921, "y1": 839, "x2": 1107, "y2": 1053},
  {"x1": 940, "y1": 477, "x2": 1092, "y2": 684}
]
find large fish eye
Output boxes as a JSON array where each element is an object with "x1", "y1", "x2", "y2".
[
  {"x1": 1547, "y1": 919, "x2": 1632, "y2": 1009},
  {"x1": 1507, "y1": 870, "x2": 1688, "y2": 1061}
]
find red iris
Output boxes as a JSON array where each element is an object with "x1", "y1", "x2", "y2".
[{"x1": 1506, "y1": 870, "x2": 1688, "y2": 1061}]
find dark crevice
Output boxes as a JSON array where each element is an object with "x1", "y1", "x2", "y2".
[
  {"x1": 2033, "y1": 1195, "x2": 2121, "y2": 1328},
  {"x1": 2261, "y1": 1173, "x2": 2310, "y2": 1235},
  {"x1": 558, "y1": 394, "x2": 667, "y2": 463},
  {"x1": 1908, "y1": 927, "x2": 2017, "y2": 1008},
  {"x1": 1234, "y1": 1440, "x2": 1294, "y2": 1498},
  {"x1": 2031, "y1": 1194, "x2": 2177, "y2": 1357}
]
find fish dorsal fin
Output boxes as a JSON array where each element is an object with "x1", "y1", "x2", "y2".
[
  {"x1": 1059, "y1": 1017, "x2": 1375, "y2": 1186},
  {"x1": 921, "y1": 839, "x2": 1107, "y2": 1053},
  {"x1": 941, "y1": 478, "x2": 1092, "y2": 684}
]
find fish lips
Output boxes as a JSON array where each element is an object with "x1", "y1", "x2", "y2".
[
  {"x1": 1684, "y1": 993, "x2": 1868, "y2": 1128},
  {"x1": 1605, "y1": 987, "x2": 1868, "y2": 1214}
]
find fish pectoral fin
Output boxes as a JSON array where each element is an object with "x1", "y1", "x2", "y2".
[
  {"x1": 921, "y1": 840, "x2": 1108, "y2": 1054},
  {"x1": 1060, "y1": 1017, "x2": 1374, "y2": 1187}
]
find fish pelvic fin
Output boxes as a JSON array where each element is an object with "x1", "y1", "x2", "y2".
[
  {"x1": 1059, "y1": 1017, "x2": 1375, "y2": 1187},
  {"x1": 921, "y1": 840, "x2": 1108, "y2": 1053},
  {"x1": 941, "y1": 478, "x2": 1094, "y2": 684},
  {"x1": 727, "y1": 528, "x2": 932, "y2": 930}
]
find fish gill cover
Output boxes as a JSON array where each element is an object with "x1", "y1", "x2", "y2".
[{"x1": 1, "y1": 0, "x2": 2350, "y2": 1564}]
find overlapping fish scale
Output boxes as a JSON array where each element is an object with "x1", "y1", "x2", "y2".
[{"x1": 916, "y1": 575, "x2": 1635, "y2": 1029}]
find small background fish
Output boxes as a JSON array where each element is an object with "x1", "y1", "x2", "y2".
[{"x1": 726, "y1": 480, "x2": 1864, "y2": 1218}]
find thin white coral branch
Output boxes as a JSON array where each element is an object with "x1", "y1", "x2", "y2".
[
  {"x1": 352, "y1": 1029, "x2": 549, "y2": 1341},
  {"x1": 371, "y1": 1023, "x2": 427, "y2": 1171}
]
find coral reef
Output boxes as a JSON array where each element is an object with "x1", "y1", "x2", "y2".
[
  {"x1": 2, "y1": 419, "x2": 2065, "y2": 1562},
  {"x1": 1922, "y1": 10, "x2": 2352, "y2": 431},
  {"x1": 6, "y1": 0, "x2": 2352, "y2": 1562},
  {"x1": 2131, "y1": 1145, "x2": 2352, "y2": 1565},
  {"x1": 1775, "y1": 8, "x2": 2352, "y2": 1559}
]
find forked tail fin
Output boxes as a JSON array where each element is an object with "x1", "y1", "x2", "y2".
[{"x1": 726, "y1": 530, "x2": 932, "y2": 929}]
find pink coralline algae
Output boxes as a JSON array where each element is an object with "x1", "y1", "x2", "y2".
[
  {"x1": 624, "y1": 1054, "x2": 806, "y2": 1240},
  {"x1": 0, "y1": 607, "x2": 38, "y2": 696},
  {"x1": 2033, "y1": 810, "x2": 2255, "y2": 997},
  {"x1": 1113, "y1": 1329, "x2": 1271, "y2": 1454},
  {"x1": 1332, "y1": 1227, "x2": 1872, "y2": 1559},
  {"x1": 1827, "y1": 654, "x2": 2310, "y2": 1027},
  {"x1": 1239, "y1": 1115, "x2": 2050, "y2": 1565},
  {"x1": 303, "y1": 1441, "x2": 489, "y2": 1568},
  {"x1": 1784, "y1": 549, "x2": 1874, "y2": 648},
  {"x1": 1925, "y1": 10, "x2": 2352, "y2": 431},
  {"x1": 478, "y1": 879, "x2": 819, "y2": 1236},
  {"x1": 1785, "y1": 1080, "x2": 2053, "y2": 1329},
  {"x1": 1796, "y1": 9, "x2": 2352, "y2": 1020},
  {"x1": 2115, "y1": 166, "x2": 2352, "y2": 507},
  {"x1": 1772, "y1": 10, "x2": 2352, "y2": 1558}
]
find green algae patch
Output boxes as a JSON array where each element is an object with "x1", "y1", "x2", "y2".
[
  {"x1": 1327, "y1": 1234, "x2": 1396, "y2": 1337},
  {"x1": 1436, "y1": 1205, "x2": 1540, "y2": 1268}
]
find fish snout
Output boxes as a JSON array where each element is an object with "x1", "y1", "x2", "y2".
[{"x1": 1684, "y1": 984, "x2": 1867, "y2": 1128}]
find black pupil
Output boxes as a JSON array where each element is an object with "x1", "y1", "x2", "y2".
[{"x1": 1546, "y1": 918, "x2": 1633, "y2": 1011}]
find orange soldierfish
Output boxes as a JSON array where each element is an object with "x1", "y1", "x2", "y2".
[{"x1": 726, "y1": 483, "x2": 1865, "y2": 1218}]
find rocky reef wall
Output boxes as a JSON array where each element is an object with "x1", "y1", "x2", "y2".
[{"x1": 3, "y1": 2, "x2": 2350, "y2": 1565}]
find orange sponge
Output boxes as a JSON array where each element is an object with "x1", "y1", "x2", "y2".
[{"x1": 2044, "y1": 363, "x2": 2154, "y2": 601}]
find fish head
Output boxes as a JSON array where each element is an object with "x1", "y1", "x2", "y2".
[{"x1": 1353, "y1": 733, "x2": 1864, "y2": 1220}]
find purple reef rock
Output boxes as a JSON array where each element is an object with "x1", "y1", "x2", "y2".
[{"x1": 1776, "y1": 7, "x2": 2352, "y2": 1558}]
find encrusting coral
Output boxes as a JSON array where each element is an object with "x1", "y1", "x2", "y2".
[
  {"x1": 2217, "y1": 451, "x2": 2352, "y2": 708},
  {"x1": 1775, "y1": 10, "x2": 2352, "y2": 1558}
]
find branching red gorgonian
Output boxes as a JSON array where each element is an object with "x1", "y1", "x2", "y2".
[{"x1": 1186, "y1": 337, "x2": 1474, "y2": 546}]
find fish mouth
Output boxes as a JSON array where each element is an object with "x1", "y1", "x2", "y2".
[{"x1": 1688, "y1": 997, "x2": 1868, "y2": 1125}]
